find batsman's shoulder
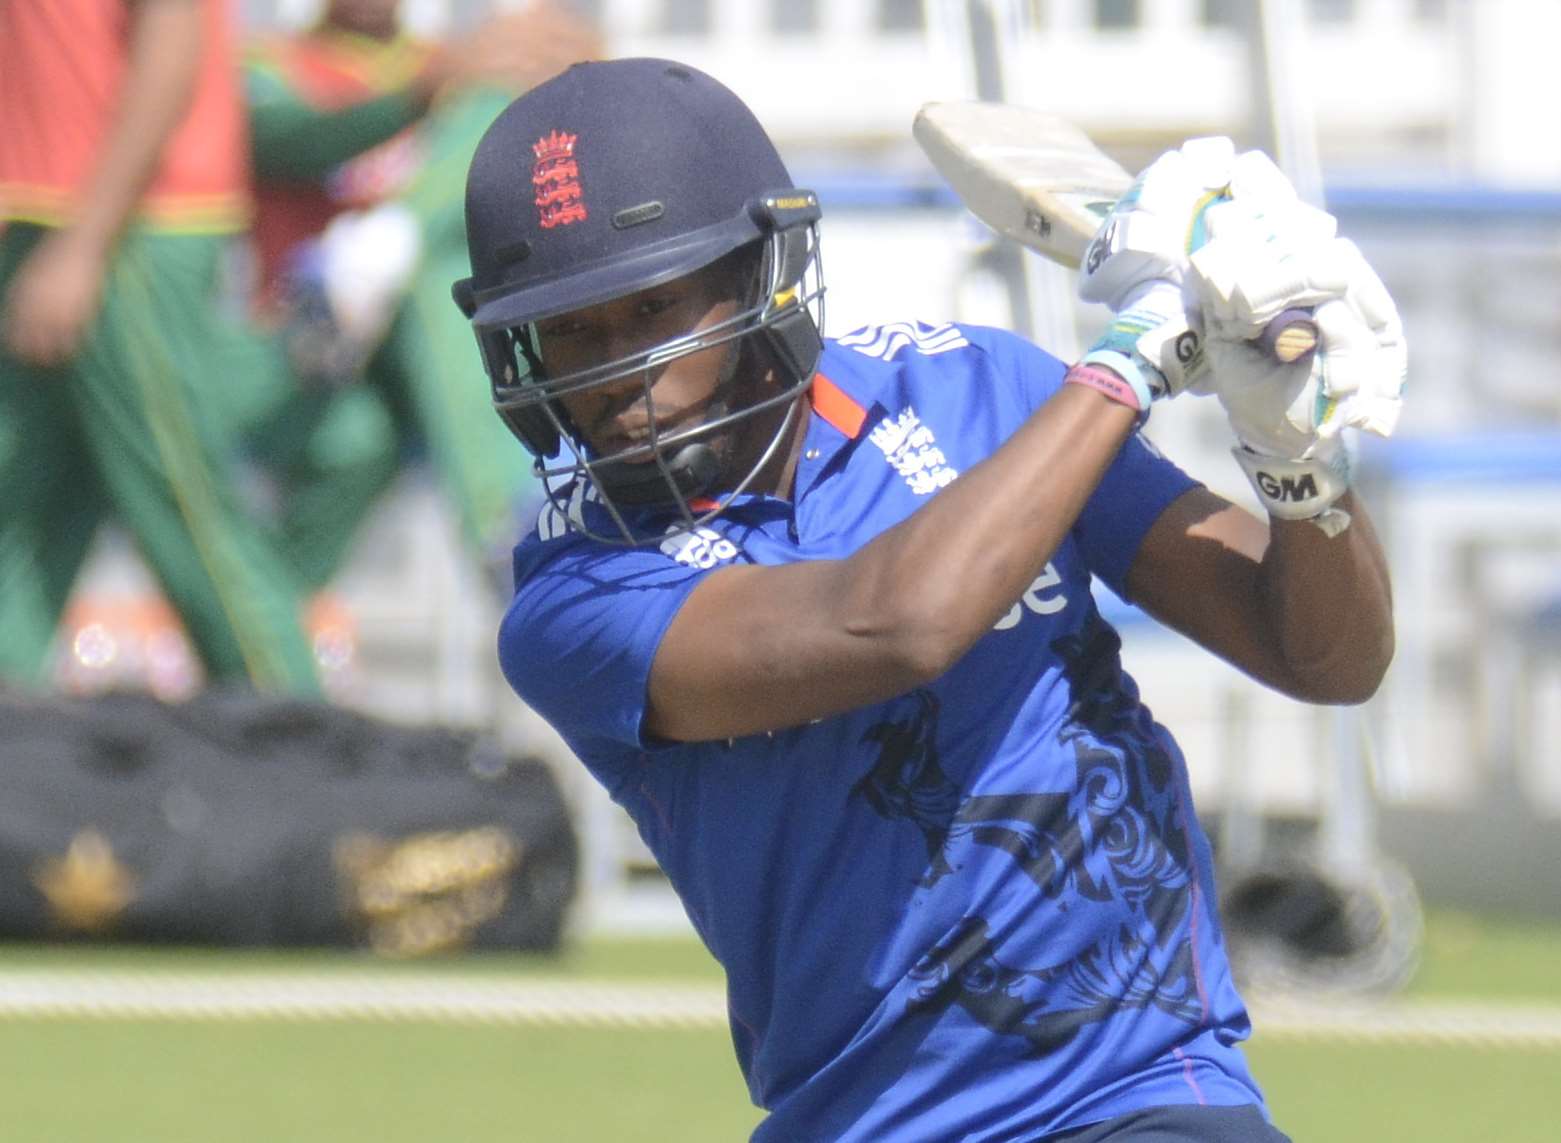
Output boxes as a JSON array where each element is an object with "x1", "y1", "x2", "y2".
[
  {"x1": 828, "y1": 318, "x2": 1068, "y2": 399},
  {"x1": 829, "y1": 318, "x2": 1062, "y2": 367},
  {"x1": 958, "y1": 321, "x2": 1070, "y2": 374},
  {"x1": 823, "y1": 318, "x2": 988, "y2": 383},
  {"x1": 829, "y1": 317, "x2": 978, "y2": 363},
  {"x1": 507, "y1": 493, "x2": 595, "y2": 586}
]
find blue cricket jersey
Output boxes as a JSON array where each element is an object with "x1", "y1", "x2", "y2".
[{"x1": 499, "y1": 321, "x2": 1269, "y2": 1141}]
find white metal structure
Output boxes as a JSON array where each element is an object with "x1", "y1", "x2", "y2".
[{"x1": 249, "y1": 0, "x2": 1477, "y2": 171}]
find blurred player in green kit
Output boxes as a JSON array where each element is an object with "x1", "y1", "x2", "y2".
[
  {"x1": 0, "y1": 0, "x2": 322, "y2": 694},
  {"x1": 229, "y1": 0, "x2": 602, "y2": 591}
]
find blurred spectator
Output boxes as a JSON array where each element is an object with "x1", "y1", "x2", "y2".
[
  {"x1": 223, "y1": 0, "x2": 603, "y2": 592},
  {"x1": 0, "y1": 0, "x2": 322, "y2": 694}
]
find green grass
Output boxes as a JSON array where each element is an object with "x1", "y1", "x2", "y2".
[
  {"x1": 0, "y1": 934, "x2": 726, "y2": 980},
  {"x1": 0, "y1": 910, "x2": 1558, "y2": 1142},
  {"x1": 4, "y1": 1022, "x2": 1555, "y2": 1143},
  {"x1": 1250, "y1": 1040, "x2": 1561, "y2": 1142},
  {"x1": 1407, "y1": 908, "x2": 1561, "y2": 1003},
  {"x1": 0, "y1": 1019, "x2": 761, "y2": 1143},
  {"x1": 1255, "y1": 907, "x2": 1561, "y2": 1139}
]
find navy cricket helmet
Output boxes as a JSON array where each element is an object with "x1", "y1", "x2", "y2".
[{"x1": 453, "y1": 58, "x2": 825, "y2": 544}]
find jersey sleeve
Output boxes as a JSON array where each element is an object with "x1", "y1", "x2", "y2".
[
  {"x1": 1074, "y1": 432, "x2": 1201, "y2": 601},
  {"x1": 498, "y1": 535, "x2": 708, "y2": 753},
  {"x1": 955, "y1": 322, "x2": 1069, "y2": 414}
]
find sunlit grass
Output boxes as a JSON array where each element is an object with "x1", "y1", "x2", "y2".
[{"x1": 1, "y1": 909, "x2": 1557, "y2": 1142}]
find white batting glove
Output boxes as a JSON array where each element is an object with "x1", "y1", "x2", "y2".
[
  {"x1": 1184, "y1": 164, "x2": 1341, "y2": 362},
  {"x1": 1075, "y1": 137, "x2": 1244, "y2": 409},
  {"x1": 1075, "y1": 280, "x2": 1197, "y2": 413},
  {"x1": 1187, "y1": 198, "x2": 1408, "y2": 534},
  {"x1": 1079, "y1": 136, "x2": 1239, "y2": 306}
]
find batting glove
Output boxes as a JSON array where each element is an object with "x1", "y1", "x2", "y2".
[
  {"x1": 1188, "y1": 199, "x2": 1407, "y2": 535},
  {"x1": 1075, "y1": 137, "x2": 1246, "y2": 411}
]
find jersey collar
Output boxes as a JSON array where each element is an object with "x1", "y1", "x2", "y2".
[
  {"x1": 793, "y1": 370, "x2": 876, "y2": 500},
  {"x1": 810, "y1": 372, "x2": 869, "y2": 439},
  {"x1": 685, "y1": 371, "x2": 873, "y2": 515}
]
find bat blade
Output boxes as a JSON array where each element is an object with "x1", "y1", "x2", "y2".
[
  {"x1": 914, "y1": 100, "x2": 1318, "y2": 365},
  {"x1": 913, "y1": 101, "x2": 1131, "y2": 270}
]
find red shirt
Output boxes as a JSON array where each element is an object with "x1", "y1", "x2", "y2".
[{"x1": 0, "y1": 0, "x2": 250, "y2": 233}]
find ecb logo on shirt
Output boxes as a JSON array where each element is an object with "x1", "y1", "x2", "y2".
[{"x1": 870, "y1": 407, "x2": 958, "y2": 496}]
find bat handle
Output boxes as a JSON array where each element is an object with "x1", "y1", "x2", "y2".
[{"x1": 1259, "y1": 307, "x2": 1319, "y2": 365}]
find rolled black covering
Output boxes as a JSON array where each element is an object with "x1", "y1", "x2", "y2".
[{"x1": 0, "y1": 687, "x2": 578, "y2": 956}]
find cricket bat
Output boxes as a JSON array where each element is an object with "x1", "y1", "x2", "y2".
[{"x1": 913, "y1": 101, "x2": 1318, "y2": 366}]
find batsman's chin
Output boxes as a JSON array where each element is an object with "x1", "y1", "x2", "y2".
[
  {"x1": 591, "y1": 416, "x2": 702, "y2": 463},
  {"x1": 590, "y1": 436, "x2": 665, "y2": 466}
]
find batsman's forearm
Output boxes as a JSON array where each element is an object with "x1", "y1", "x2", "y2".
[
  {"x1": 1259, "y1": 491, "x2": 1395, "y2": 703},
  {"x1": 647, "y1": 383, "x2": 1139, "y2": 742},
  {"x1": 838, "y1": 384, "x2": 1137, "y2": 680}
]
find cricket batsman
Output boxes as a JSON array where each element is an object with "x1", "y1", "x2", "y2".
[{"x1": 454, "y1": 58, "x2": 1405, "y2": 1142}]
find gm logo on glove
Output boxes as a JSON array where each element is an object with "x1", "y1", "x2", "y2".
[{"x1": 1255, "y1": 469, "x2": 1321, "y2": 504}]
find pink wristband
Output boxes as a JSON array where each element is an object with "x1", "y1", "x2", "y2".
[{"x1": 1063, "y1": 362, "x2": 1145, "y2": 414}]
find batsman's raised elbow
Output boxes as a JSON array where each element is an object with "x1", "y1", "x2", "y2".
[{"x1": 1291, "y1": 626, "x2": 1396, "y2": 706}]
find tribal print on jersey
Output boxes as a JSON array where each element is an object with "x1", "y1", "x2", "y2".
[{"x1": 852, "y1": 608, "x2": 1203, "y2": 1053}]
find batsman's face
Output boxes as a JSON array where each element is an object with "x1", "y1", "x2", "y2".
[{"x1": 537, "y1": 260, "x2": 747, "y2": 466}]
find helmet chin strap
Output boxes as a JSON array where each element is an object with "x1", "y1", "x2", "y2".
[{"x1": 591, "y1": 441, "x2": 723, "y2": 507}]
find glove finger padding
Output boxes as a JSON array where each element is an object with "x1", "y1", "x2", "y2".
[
  {"x1": 1312, "y1": 254, "x2": 1408, "y2": 438},
  {"x1": 1223, "y1": 149, "x2": 1301, "y2": 208},
  {"x1": 1078, "y1": 137, "x2": 1236, "y2": 311},
  {"x1": 1202, "y1": 286, "x2": 1405, "y2": 455},
  {"x1": 1189, "y1": 221, "x2": 1350, "y2": 337}
]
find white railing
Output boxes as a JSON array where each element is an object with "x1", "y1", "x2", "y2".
[{"x1": 243, "y1": 0, "x2": 1459, "y2": 160}]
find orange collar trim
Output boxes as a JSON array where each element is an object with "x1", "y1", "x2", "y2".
[
  {"x1": 810, "y1": 372, "x2": 868, "y2": 439},
  {"x1": 684, "y1": 374, "x2": 864, "y2": 513}
]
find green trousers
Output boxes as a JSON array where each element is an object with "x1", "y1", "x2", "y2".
[
  {"x1": 216, "y1": 316, "x2": 402, "y2": 594},
  {"x1": 0, "y1": 224, "x2": 321, "y2": 694}
]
